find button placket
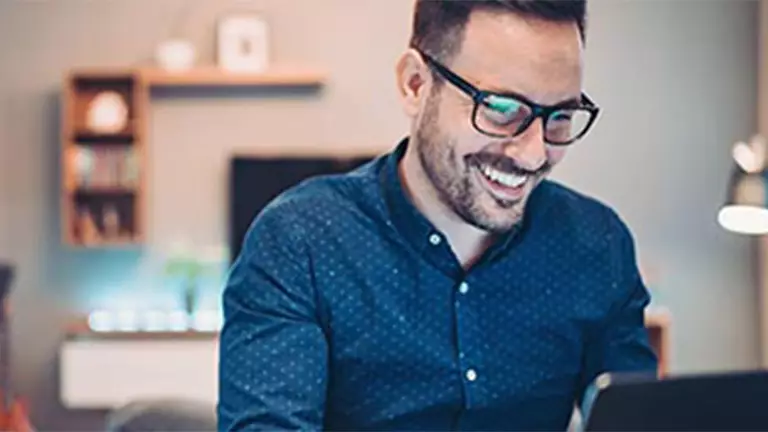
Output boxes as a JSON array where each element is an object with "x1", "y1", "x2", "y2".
[{"x1": 454, "y1": 276, "x2": 478, "y2": 410}]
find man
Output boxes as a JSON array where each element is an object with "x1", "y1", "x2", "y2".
[{"x1": 217, "y1": 0, "x2": 658, "y2": 430}]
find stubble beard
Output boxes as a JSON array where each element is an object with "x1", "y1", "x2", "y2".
[{"x1": 414, "y1": 94, "x2": 528, "y2": 234}]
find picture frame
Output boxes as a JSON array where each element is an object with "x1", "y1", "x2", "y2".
[{"x1": 216, "y1": 14, "x2": 270, "y2": 73}]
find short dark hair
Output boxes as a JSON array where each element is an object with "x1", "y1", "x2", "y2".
[{"x1": 409, "y1": 0, "x2": 587, "y2": 62}]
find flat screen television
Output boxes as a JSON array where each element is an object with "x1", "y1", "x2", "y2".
[{"x1": 228, "y1": 155, "x2": 373, "y2": 263}]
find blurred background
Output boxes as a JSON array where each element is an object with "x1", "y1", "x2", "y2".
[{"x1": 0, "y1": 0, "x2": 766, "y2": 429}]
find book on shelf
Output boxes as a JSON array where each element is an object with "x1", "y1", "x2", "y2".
[{"x1": 71, "y1": 145, "x2": 139, "y2": 191}]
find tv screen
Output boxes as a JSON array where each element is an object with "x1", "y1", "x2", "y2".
[{"x1": 228, "y1": 156, "x2": 373, "y2": 263}]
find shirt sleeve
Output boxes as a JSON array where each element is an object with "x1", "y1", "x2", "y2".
[
  {"x1": 577, "y1": 211, "x2": 659, "y2": 406},
  {"x1": 217, "y1": 202, "x2": 328, "y2": 431}
]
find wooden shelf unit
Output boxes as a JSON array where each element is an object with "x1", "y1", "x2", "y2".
[
  {"x1": 60, "y1": 66, "x2": 326, "y2": 247},
  {"x1": 138, "y1": 67, "x2": 326, "y2": 87},
  {"x1": 61, "y1": 70, "x2": 148, "y2": 247}
]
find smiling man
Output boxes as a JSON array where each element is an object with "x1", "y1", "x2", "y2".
[{"x1": 217, "y1": 1, "x2": 658, "y2": 430}]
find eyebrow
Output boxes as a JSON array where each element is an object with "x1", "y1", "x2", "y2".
[{"x1": 423, "y1": 51, "x2": 583, "y2": 109}]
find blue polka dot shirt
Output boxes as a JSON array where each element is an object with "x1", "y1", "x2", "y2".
[{"x1": 217, "y1": 138, "x2": 658, "y2": 431}]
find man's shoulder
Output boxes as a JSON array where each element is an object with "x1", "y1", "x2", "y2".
[
  {"x1": 248, "y1": 156, "x2": 386, "y2": 235},
  {"x1": 536, "y1": 179, "x2": 634, "y2": 243},
  {"x1": 538, "y1": 179, "x2": 616, "y2": 216}
]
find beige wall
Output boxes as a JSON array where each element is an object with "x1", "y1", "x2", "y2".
[
  {"x1": 1, "y1": 91, "x2": 9, "y2": 263},
  {"x1": 0, "y1": 0, "x2": 761, "y2": 429}
]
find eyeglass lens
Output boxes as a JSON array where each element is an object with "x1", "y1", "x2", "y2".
[{"x1": 478, "y1": 94, "x2": 592, "y2": 143}]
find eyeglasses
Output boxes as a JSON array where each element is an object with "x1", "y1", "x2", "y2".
[{"x1": 419, "y1": 51, "x2": 600, "y2": 146}]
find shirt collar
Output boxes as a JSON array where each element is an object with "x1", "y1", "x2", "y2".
[
  {"x1": 379, "y1": 137, "x2": 540, "y2": 262},
  {"x1": 380, "y1": 137, "x2": 438, "y2": 255}
]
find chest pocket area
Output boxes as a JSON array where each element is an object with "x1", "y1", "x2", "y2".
[{"x1": 482, "y1": 298, "x2": 585, "y2": 400}]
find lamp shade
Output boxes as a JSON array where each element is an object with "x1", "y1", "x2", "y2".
[{"x1": 718, "y1": 165, "x2": 768, "y2": 235}]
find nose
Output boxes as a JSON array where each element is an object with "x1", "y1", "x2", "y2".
[{"x1": 502, "y1": 118, "x2": 547, "y2": 170}]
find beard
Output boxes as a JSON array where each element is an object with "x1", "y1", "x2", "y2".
[{"x1": 413, "y1": 92, "x2": 547, "y2": 234}]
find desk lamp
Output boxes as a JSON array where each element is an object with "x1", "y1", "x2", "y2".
[{"x1": 718, "y1": 135, "x2": 768, "y2": 235}]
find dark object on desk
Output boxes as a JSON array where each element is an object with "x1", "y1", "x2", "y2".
[
  {"x1": 228, "y1": 155, "x2": 373, "y2": 262},
  {"x1": 583, "y1": 370, "x2": 768, "y2": 431},
  {"x1": 105, "y1": 398, "x2": 216, "y2": 432}
]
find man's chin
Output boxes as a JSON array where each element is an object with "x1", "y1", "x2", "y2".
[
  {"x1": 480, "y1": 197, "x2": 528, "y2": 231},
  {"x1": 484, "y1": 215, "x2": 524, "y2": 233},
  {"x1": 460, "y1": 204, "x2": 524, "y2": 234}
]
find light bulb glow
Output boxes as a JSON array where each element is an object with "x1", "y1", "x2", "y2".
[{"x1": 718, "y1": 205, "x2": 768, "y2": 235}]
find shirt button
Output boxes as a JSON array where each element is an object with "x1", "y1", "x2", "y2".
[
  {"x1": 429, "y1": 234, "x2": 441, "y2": 245},
  {"x1": 458, "y1": 282, "x2": 469, "y2": 295},
  {"x1": 466, "y1": 369, "x2": 477, "y2": 382}
]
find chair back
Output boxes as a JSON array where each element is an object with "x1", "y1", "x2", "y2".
[{"x1": 105, "y1": 398, "x2": 216, "y2": 432}]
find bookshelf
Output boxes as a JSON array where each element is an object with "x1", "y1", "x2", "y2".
[
  {"x1": 60, "y1": 66, "x2": 325, "y2": 247},
  {"x1": 61, "y1": 71, "x2": 147, "y2": 247}
]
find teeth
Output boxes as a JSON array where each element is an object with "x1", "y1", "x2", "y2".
[{"x1": 480, "y1": 164, "x2": 527, "y2": 188}]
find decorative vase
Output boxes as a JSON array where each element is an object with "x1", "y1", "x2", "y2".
[
  {"x1": 182, "y1": 280, "x2": 197, "y2": 319},
  {"x1": 156, "y1": 39, "x2": 196, "y2": 72}
]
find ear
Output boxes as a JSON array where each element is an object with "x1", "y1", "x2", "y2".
[{"x1": 395, "y1": 48, "x2": 431, "y2": 118}]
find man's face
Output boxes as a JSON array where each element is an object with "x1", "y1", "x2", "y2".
[{"x1": 413, "y1": 10, "x2": 584, "y2": 233}]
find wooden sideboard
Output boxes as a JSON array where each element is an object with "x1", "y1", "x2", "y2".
[
  {"x1": 60, "y1": 329, "x2": 218, "y2": 409},
  {"x1": 646, "y1": 308, "x2": 672, "y2": 377},
  {"x1": 60, "y1": 309, "x2": 671, "y2": 409}
]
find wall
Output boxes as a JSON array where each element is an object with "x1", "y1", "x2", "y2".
[
  {"x1": 0, "y1": 0, "x2": 760, "y2": 429},
  {"x1": 1, "y1": 76, "x2": 9, "y2": 264},
  {"x1": 756, "y1": 0, "x2": 768, "y2": 369},
  {"x1": 556, "y1": 0, "x2": 761, "y2": 372}
]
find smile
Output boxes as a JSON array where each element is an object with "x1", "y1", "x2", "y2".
[
  {"x1": 479, "y1": 164, "x2": 528, "y2": 188},
  {"x1": 474, "y1": 162, "x2": 529, "y2": 202}
]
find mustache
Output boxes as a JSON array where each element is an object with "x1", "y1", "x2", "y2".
[{"x1": 467, "y1": 153, "x2": 552, "y2": 177}]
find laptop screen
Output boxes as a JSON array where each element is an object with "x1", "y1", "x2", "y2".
[{"x1": 582, "y1": 370, "x2": 768, "y2": 431}]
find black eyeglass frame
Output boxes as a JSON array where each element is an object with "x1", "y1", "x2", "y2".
[{"x1": 419, "y1": 51, "x2": 600, "y2": 146}]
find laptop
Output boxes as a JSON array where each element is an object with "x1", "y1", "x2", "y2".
[{"x1": 582, "y1": 370, "x2": 768, "y2": 431}]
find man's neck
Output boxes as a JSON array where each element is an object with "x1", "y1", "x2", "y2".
[{"x1": 399, "y1": 144, "x2": 495, "y2": 269}]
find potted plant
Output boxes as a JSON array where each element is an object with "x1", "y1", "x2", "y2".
[{"x1": 163, "y1": 243, "x2": 227, "y2": 319}]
